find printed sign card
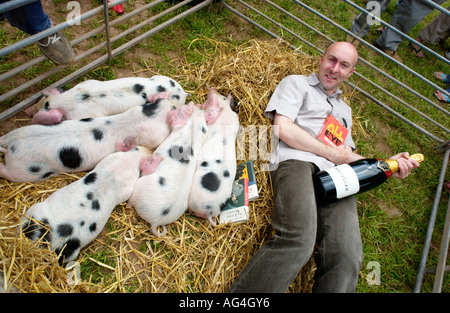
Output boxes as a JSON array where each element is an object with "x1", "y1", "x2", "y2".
[{"x1": 317, "y1": 115, "x2": 348, "y2": 147}]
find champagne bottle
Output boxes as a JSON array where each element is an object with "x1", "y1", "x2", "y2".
[{"x1": 313, "y1": 154, "x2": 424, "y2": 203}]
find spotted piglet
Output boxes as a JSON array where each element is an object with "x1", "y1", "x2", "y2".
[
  {"x1": 20, "y1": 145, "x2": 162, "y2": 264},
  {"x1": 25, "y1": 75, "x2": 188, "y2": 125},
  {"x1": 0, "y1": 96, "x2": 173, "y2": 183},
  {"x1": 128, "y1": 103, "x2": 208, "y2": 237},
  {"x1": 188, "y1": 88, "x2": 240, "y2": 226}
]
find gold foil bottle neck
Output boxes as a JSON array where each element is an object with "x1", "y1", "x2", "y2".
[
  {"x1": 385, "y1": 159, "x2": 399, "y2": 173},
  {"x1": 409, "y1": 153, "x2": 424, "y2": 162},
  {"x1": 385, "y1": 153, "x2": 424, "y2": 174}
]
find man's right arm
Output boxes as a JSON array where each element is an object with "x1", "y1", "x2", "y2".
[{"x1": 274, "y1": 113, "x2": 361, "y2": 165}]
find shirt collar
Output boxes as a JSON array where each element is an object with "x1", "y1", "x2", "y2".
[{"x1": 307, "y1": 73, "x2": 342, "y2": 99}]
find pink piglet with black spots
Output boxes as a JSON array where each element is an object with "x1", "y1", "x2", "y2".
[
  {"x1": 0, "y1": 95, "x2": 173, "y2": 183},
  {"x1": 188, "y1": 88, "x2": 240, "y2": 226},
  {"x1": 20, "y1": 145, "x2": 162, "y2": 264},
  {"x1": 26, "y1": 75, "x2": 189, "y2": 125},
  {"x1": 128, "y1": 103, "x2": 208, "y2": 237}
]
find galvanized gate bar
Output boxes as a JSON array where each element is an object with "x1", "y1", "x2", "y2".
[
  {"x1": 0, "y1": 0, "x2": 167, "y2": 85},
  {"x1": 414, "y1": 147, "x2": 449, "y2": 292},
  {"x1": 432, "y1": 195, "x2": 450, "y2": 292},
  {"x1": 103, "y1": 0, "x2": 113, "y2": 62},
  {"x1": 0, "y1": 0, "x2": 39, "y2": 14},
  {"x1": 0, "y1": 0, "x2": 189, "y2": 104},
  {"x1": 226, "y1": 0, "x2": 447, "y2": 143},
  {"x1": 423, "y1": 0, "x2": 450, "y2": 16},
  {"x1": 264, "y1": 0, "x2": 450, "y2": 117},
  {"x1": 343, "y1": 0, "x2": 450, "y2": 66},
  {"x1": 293, "y1": 0, "x2": 450, "y2": 99},
  {"x1": 0, "y1": 0, "x2": 212, "y2": 122},
  {"x1": 256, "y1": 0, "x2": 450, "y2": 132},
  {"x1": 0, "y1": 0, "x2": 128, "y2": 58}
]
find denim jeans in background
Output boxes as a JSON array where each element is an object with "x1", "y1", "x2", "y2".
[
  {"x1": 228, "y1": 159, "x2": 363, "y2": 293},
  {"x1": 0, "y1": 0, "x2": 51, "y2": 35}
]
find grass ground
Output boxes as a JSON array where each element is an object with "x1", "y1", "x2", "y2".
[{"x1": 0, "y1": 0, "x2": 449, "y2": 293}]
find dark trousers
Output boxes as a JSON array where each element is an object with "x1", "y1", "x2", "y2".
[
  {"x1": 0, "y1": 0, "x2": 51, "y2": 35},
  {"x1": 228, "y1": 159, "x2": 363, "y2": 292}
]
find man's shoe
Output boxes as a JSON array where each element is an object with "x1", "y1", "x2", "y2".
[
  {"x1": 108, "y1": 1, "x2": 124, "y2": 14},
  {"x1": 38, "y1": 31, "x2": 74, "y2": 65},
  {"x1": 113, "y1": 4, "x2": 124, "y2": 14}
]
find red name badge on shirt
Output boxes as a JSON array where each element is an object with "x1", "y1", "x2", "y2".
[{"x1": 317, "y1": 115, "x2": 348, "y2": 147}]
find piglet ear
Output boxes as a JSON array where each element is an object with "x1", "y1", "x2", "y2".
[
  {"x1": 116, "y1": 135, "x2": 136, "y2": 152},
  {"x1": 140, "y1": 154, "x2": 163, "y2": 176},
  {"x1": 202, "y1": 91, "x2": 218, "y2": 110},
  {"x1": 42, "y1": 87, "x2": 61, "y2": 96}
]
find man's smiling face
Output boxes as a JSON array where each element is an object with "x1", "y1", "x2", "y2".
[{"x1": 317, "y1": 42, "x2": 358, "y2": 96}]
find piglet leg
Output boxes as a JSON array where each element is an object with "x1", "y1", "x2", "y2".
[
  {"x1": 151, "y1": 224, "x2": 167, "y2": 237},
  {"x1": 0, "y1": 163, "x2": 39, "y2": 183},
  {"x1": 139, "y1": 154, "x2": 163, "y2": 176},
  {"x1": 31, "y1": 109, "x2": 64, "y2": 125},
  {"x1": 207, "y1": 215, "x2": 217, "y2": 227}
]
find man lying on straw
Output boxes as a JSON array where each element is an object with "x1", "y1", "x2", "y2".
[{"x1": 228, "y1": 41, "x2": 420, "y2": 293}]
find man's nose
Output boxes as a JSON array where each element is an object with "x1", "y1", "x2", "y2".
[{"x1": 330, "y1": 62, "x2": 339, "y2": 72}]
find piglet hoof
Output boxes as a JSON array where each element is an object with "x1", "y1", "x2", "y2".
[
  {"x1": 148, "y1": 91, "x2": 171, "y2": 103},
  {"x1": 140, "y1": 154, "x2": 163, "y2": 176},
  {"x1": 151, "y1": 224, "x2": 167, "y2": 237},
  {"x1": 207, "y1": 216, "x2": 217, "y2": 227}
]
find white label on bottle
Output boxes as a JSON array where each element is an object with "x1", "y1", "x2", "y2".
[{"x1": 325, "y1": 164, "x2": 360, "y2": 199}]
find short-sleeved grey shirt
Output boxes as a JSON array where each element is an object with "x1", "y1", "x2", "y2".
[{"x1": 265, "y1": 73, "x2": 355, "y2": 171}]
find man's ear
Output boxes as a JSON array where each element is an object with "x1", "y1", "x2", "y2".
[{"x1": 347, "y1": 67, "x2": 355, "y2": 78}]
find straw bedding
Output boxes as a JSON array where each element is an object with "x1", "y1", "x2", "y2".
[{"x1": 1, "y1": 38, "x2": 330, "y2": 293}]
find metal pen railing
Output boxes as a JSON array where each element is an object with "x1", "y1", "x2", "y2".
[
  {"x1": 0, "y1": 0, "x2": 212, "y2": 122},
  {"x1": 220, "y1": 0, "x2": 449, "y2": 293},
  {"x1": 0, "y1": 0, "x2": 448, "y2": 293}
]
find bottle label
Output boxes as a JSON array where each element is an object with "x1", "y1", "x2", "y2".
[
  {"x1": 325, "y1": 164, "x2": 360, "y2": 199},
  {"x1": 377, "y1": 159, "x2": 393, "y2": 178}
]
